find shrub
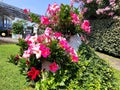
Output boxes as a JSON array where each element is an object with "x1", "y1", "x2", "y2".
[
  {"x1": 12, "y1": 20, "x2": 24, "y2": 34},
  {"x1": 71, "y1": 0, "x2": 120, "y2": 19},
  {"x1": 87, "y1": 18, "x2": 120, "y2": 57},
  {"x1": 24, "y1": 3, "x2": 91, "y2": 36},
  {"x1": 9, "y1": 42, "x2": 118, "y2": 89},
  {"x1": 76, "y1": 43, "x2": 117, "y2": 89}
]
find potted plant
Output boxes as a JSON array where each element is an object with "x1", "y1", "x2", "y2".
[{"x1": 12, "y1": 20, "x2": 24, "y2": 39}]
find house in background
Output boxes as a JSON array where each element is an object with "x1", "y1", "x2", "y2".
[{"x1": 0, "y1": 1, "x2": 39, "y2": 37}]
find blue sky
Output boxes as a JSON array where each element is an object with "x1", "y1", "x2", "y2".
[{"x1": 3, "y1": 0, "x2": 71, "y2": 15}]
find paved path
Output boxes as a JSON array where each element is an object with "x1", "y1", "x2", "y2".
[
  {"x1": 96, "y1": 52, "x2": 120, "y2": 71},
  {"x1": 0, "y1": 37, "x2": 18, "y2": 44}
]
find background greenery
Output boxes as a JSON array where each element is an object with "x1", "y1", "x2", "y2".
[{"x1": 87, "y1": 18, "x2": 120, "y2": 57}]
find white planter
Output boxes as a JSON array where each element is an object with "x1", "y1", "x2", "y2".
[
  {"x1": 68, "y1": 34, "x2": 82, "y2": 52},
  {"x1": 12, "y1": 33, "x2": 22, "y2": 39}
]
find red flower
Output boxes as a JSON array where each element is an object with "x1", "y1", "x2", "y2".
[
  {"x1": 23, "y1": 9, "x2": 30, "y2": 14},
  {"x1": 27, "y1": 67, "x2": 40, "y2": 80},
  {"x1": 49, "y1": 62, "x2": 59, "y2": 73},
  {"x1": 15, "y1": 54, "x2": 19, "y2": 61},
  {"x1": 71, "y1": 55, "x2": 79, "y2": 62}
]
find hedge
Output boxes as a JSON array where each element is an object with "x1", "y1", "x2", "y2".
[{"x1": 87, "y1": 18, "x2": 120, "y2": 57}]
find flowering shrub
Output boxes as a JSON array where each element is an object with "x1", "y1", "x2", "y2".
[
  {"x1": 24, "y1": 3, "x2": 91, "y2": 36},
  {"x1": 71, "y1": 0, "x2": 120, "y2": 19},
  {"x1": 13, "y1": 26, "x2": 80, "y2": 89},
  {"x1": 8, "y1": 2, "x2": 118, "y2": 90}
]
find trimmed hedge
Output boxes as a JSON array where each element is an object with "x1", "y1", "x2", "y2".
[{"x1": 87, "y1": 18, "x2": 120, "y2": 57}]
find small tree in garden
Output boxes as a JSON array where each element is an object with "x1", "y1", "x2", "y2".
[
  {"x1": 12, "y1": 20, "x2": 24, "y2": 34},
  {"x1": 9, "y1": 2, "x2": 118, "y2": 90}
]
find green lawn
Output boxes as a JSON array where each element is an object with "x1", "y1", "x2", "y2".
[
  {"x1": 0, "y1": 44, "x2": 29, "y2": 90},
  {"x1": 0, "y1": 44, "x2": 120, "y2": 90}
]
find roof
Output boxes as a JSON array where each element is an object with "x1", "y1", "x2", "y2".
[{"x1": 0, "y1": 2, "x2": 40, "y2": 20}]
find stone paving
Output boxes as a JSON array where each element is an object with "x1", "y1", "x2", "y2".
[{"x1": 0, "y1": 37, "x2": 18, "y2": 44}]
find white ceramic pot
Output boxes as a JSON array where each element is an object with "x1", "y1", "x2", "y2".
[
  {"x1": 68, "y1": 34, "x2": 82, "y2": 52},
  {"x1": 12, "y1": 33, "x2": 22, "y2": 39}
]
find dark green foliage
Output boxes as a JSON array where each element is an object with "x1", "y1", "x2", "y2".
[
  {"x1": 8, "y1": 54, "x2": 19, "y2": 65},
  {"x1": 29, "y1": 13, "x2": 40, "y2": 23},
  {"x1": 17, "y1": 38, "x2": 28, "y2": 56},
  {"x1": 87, "y1": 18, "x2": 120, "y2": 57}
]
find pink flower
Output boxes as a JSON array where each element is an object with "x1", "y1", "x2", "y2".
[
  {"x1": 96, "y1": 0, "x2": 102, "y2": 4},
  {"x1": 32, "y1": 45, "x2": 41, "y2": 59},
  {"x1": 71, "y1": 13, "x2": 80, "y2": 24},
  {"x1": 41, "y1": 47, "x2": 51, "y2": 58},
  {"x1": 59, "y1": 39, "x2": 69, "y2": 50},
  {"x1": 25, "y1": 35, "x2": 31, "y2": 42},
  {"x1": 39, "y1": 44, "x2": 46, "y2": 50},
  {"x1": 29, "y1": 35, "x2": 38, "y2": 43},
  {"x1": 108, "y1": 12, "x2": 114, "y2": 16},
  {"x1": 54, "y1": 32, "x2": 62, "y2": 39},
  {"x1": 66, "y1": 47, "x2": 74, "y2": 53},
  {"x1": 81, "y1": 20, "x2": 91, "y2": 34},
  {"x1": 47, "y1": 3, "x2": 60, "y2": 15},
  {"x1": 104, "y1": 6, "x2": 111, "y2": 11},
  {"x1": 45, "y1": 27, "x2": 52, "y2": 36},
  {"x1": 22, "y1": 49, "x2": 31, "y2": 59},
  {"x1": 37, "y1": 34, "x2": 46, "y2": 43},
  {"x1": 71, "y1": 55, "x2": 79, "y2": 62},
  {"x1": 41, "y1": 16, "x2": 50, "y2": 25},
  {"x1": 23, "y1": 8, "x2": 30, "y2": 14},
  {"x1": 81, "y1": 8, "x2": 88, "y2": 15},
  {"x1": 28, "y1": 16, "x2": 32, "y2": 22},
  {"x1": 80, "y1": 35, "x2": 85, "y2": 41},
  {"x1": 27, "y1": 67, "x2": 40, "y2": 80},
  {"x1": 86, "y1": 0, "x2": 93, "y2": 3},
  {"x1": 49, "y1": 62, "x2": 59, "y2": 73}
]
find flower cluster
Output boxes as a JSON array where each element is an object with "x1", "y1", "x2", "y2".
[
  {"x1": 71, "y1": 0, "x2": 119, "y2": 19},
  {"x1": 19, "y1": 27, "x2": 78, "y2": 81},
  {"x1": 23, "y1": 3, "x2": 91, "y2": 35},
  {"x1": 39, "y1": 3, "x2": 90, "y2": 35}
]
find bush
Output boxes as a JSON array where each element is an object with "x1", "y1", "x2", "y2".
[
  {"x1": 77, "y1": 43, "x2": 117, "y2": 89},
  {"x1": 87, "y1": 18, "x2": 120, "y2": 57},
  {"x1": 9, "y1": 42, "x2": 118, "y2": 89},
  {"x1": 12, "y1": 20, "x2": 24, "y2": 34},
  {"x1": 83, "y1": 0, "x2": 120, "y2": 19}
]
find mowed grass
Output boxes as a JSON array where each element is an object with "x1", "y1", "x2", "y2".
[
  {"x1": 114, "y1": 69, "x2": 120, "y2": 88},
  {"x1": 0, "y1": 44, "x2": 27, "y2": 90},
  {"x1": 0, "y1": 44, "x2": 120, "y2": 90}
]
